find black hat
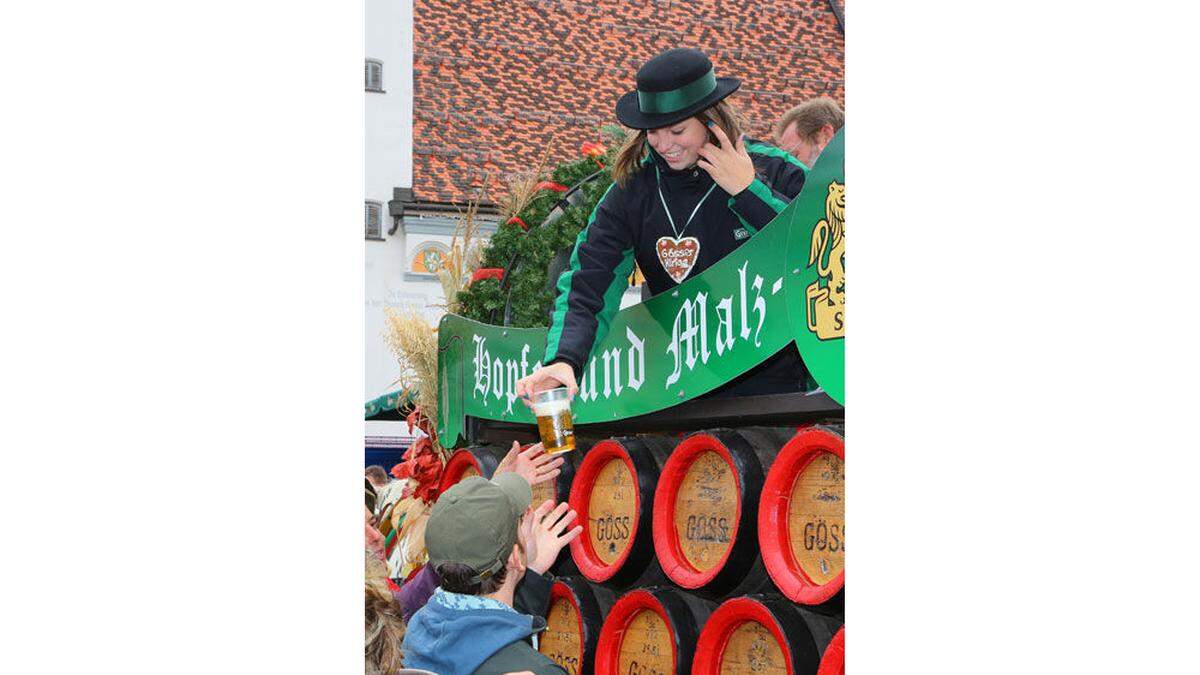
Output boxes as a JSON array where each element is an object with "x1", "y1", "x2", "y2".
[{"x1": 615, "y1": 48, "x2": 740, "y2": 130}]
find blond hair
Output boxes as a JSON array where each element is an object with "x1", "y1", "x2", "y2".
[
  {"x1": 365, "y1": 576, "x2": 406, "y2": 674},
  {"x1": 611, "y1": 100, "x2": 746, "y2": 187},
  {"x1": 775, "y1": 97, "x2": 845, "y2": 143}
]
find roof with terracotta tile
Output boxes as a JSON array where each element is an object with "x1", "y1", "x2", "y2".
[{"x1": 412, "y1": 0, "x2": 844, "y2": 204}]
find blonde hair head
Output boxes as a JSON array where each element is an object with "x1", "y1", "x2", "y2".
[{"x1": 775, "y1": 97, "x2": 844, "y2": 143}]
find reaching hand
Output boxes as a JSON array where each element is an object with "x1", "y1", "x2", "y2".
[
  {"x1": 521, "y1": 500, "x2": 582, "y2": 575},
  {"x1": 514, "y1": 361, "x2": 577, "y2": 408},
  {"x1": 697, "y1": 122, "x2": 755, "y2": 196},
  {"x1": 494, "y1": 441, "x2": 564, "y2": 487}
]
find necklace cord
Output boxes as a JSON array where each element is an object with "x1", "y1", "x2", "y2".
[{"x1": 655, "y1": 165, "x2": 718, "y2": 239}]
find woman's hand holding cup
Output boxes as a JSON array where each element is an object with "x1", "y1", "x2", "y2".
[{"x1": 515, "y1": 361, "x2": 577, "y2": 408}]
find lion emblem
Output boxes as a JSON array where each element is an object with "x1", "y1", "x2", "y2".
[{"x1": 806, "y1": 181, "x2": 845, "y2": 340}]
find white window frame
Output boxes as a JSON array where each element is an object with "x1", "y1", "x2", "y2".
[{"x1": 365, "y1": 59, "x2": 384, "y2": 92}]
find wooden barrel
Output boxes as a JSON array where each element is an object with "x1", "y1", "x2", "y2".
[
  {"x1": 594, "y1": 587, "x2": 715, "y2": 675},
  {"x1": 569, "y1": 436, "x2": 673, "y2": 588},
  {"x1": 436, "y1": 445, "x2": 504, "y2": 495},
  {"x1": 693, "y1": 594, "x2": 843, "y2": 675},
  {"x1": 652, "y1": 428, "x2": 789, "y2": 598},
  {"x1": 758, "y1": 425, "x2": 845, "y2": 605},
  {"x1": 816, "y1": 625, "x2": 845, "y2": 675},
  {"x1": 538, "y1": 575, "x2": 617, "y2": 675}
]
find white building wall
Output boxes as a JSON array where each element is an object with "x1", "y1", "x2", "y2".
[{"x1": 365, "y1": 0, "x2": 428, "y2": 401}]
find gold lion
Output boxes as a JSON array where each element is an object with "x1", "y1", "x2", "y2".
[{"x1": 806, "y1": 181, "x2": 845, "y2": 340}]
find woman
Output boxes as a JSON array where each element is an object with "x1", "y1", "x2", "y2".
[
  {"x1": 515, "y1": 48, "x2": 809, "y2": 403},
  {"x1": 365, "y1": 549, "x2": 406, "y2": 675}
]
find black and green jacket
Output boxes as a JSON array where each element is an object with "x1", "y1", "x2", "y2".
[{"x1": 543, "y1": 140, "x2": 808, "y2": 379}]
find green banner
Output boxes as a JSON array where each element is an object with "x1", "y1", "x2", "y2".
[
  {"x1": 437, "y1": 133, "x2": 845, "y2": 447},
  {"x1": 787, "y1": 129, "x2": 845, "y2": 403}
]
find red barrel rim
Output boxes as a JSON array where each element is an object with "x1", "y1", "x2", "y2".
[
  {"x1": 437, "y1": 448, "x2": 481, "y2": 496},
  {"x1": 758, "y1": 426, "x2": 846, "y2": 604},
  {"x1": 544, "y1": 581, "x2": 586, "y2": 664},
  {"x1": 568, "y1": 439, "x2": 640, "y2": 582},
  {"x1": 594, "y1": 589, "x2": 676, "y2": 675},
  {"x1": 652, "y1": 432, "x2": 743, "y2": 589},
  {"x1": 693, "y1": 597, "x2": 794, "y2": 675},
  {"x1": 816, "y1": 625, "x2": 845, "y2": 675}
]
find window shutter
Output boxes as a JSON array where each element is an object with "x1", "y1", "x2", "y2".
[
  {"x1": 365, "y1": 202, "x2": 382, "y2": 239},
  {"x1": 365, "y1": 60, "x2": 383, "y2": 91}
]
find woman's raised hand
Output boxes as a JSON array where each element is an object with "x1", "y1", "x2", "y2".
[
  {"x1": 697, "y1": 121, "x2": 755, "y2": 196},
  {"x1": 514, "y1": 361, "x2": 577, "y2": 408}
]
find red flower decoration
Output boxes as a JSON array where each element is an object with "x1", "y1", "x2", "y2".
[
  {"x1": 581, "y1": 141, "x2": 605, "y2": 158},
  {"x1": 534, "y1": 180, "x2": 569, "y2": 193},
  {"x1": 391, "y1": 434, "x2": 444, "y2": 504},
  {"x1": 405, "y1": 407, "x2": 435, "y2": 438},
  {"x1": 469, "y1": 268, "x2": 505, "y2": 286},
  {"x1": 506, "y1": 216, "x2": 529, "y2": 231}
]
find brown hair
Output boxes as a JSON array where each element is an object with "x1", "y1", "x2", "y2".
[
  {"x1": 365, "y1": 465, "x2": 389, "y2": 484},
  {"x1": 435, "y1": 561, "x2": 509, "y2": 596},
  {"x1": 365, "y1": 564, "x2": 405, "y2": 674},
  {"x1": 774, "y1": 97, "x2": 845, "y2": 142},
  {"x1": 611, "y1": 99, "x2": 746, "y2": 187}
]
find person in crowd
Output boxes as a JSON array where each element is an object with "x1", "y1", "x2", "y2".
[
  {"x1": 366, "y1": 465, "x2": 390, "y2": 489},
  {"x1": 394, "y1": 441, "x2": 565, "y2": 623},
  {"x1": 366, "y1": 549, "x2": 407, "y2": 675},
  {"x1": 401, "y1": 471, "x2": 582, "y2": 674},
  {"x1": 367, "y1": 465, "x2": 405, "y2": 519},
  {"x1": 514, "y1": 47, "x2": 810, "y2": 403},
  {"x1": 774, "y1": 96, "x2": 844, "y2": 170},
  {"x1": 366, "y1": 505, "x2": 387, "y2": 563}
]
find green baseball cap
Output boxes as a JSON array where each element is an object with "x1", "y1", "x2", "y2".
[{"x1": 425, "y1": 473, "x2": 532, "y2": 583}]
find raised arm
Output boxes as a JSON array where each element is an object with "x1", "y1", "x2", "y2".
[
  {"x1": 728, "y1": 140, "x2": 809, "y2": 232},
  {"x1": 517, "y1": 183, "x2": 634, "y2": 402}
]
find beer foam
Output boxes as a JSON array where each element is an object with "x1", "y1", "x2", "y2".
[{"x1": 532, "y1": 397, "x2": 572, "y2": 416}]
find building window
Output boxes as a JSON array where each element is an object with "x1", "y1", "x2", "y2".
[
  {"x1": 365, "y1": 201, "x2": 383, "y2": 240},
  {"x1": 365, "y1": 59, "x2": 383, "y2": 92}
]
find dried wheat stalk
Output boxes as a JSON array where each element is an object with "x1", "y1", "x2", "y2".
[
  {"x1": 382, "y1": 307, "x2": 442, "y2": 451},
  {"x1": 438, "y1": 197, "x2": 488, "y2": 314}
]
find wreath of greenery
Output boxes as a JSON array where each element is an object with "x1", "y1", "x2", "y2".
[{"x1": 455, "y1": 128, "x2": 627, "y2": 328}]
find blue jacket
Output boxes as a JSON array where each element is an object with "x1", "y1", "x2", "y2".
[{"x1": 401, "y1": 572, "x2": 566, "y2": 675}]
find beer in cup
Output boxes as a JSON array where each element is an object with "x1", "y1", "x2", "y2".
[{"x1": 530, "y1": 387, "x2": 575, "y2": 454}]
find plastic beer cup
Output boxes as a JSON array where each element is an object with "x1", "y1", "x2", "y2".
[{"x1": 530, "y1": 387, "x2": 575, "y2": 454}]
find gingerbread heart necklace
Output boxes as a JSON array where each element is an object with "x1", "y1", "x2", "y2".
[{"x1": 654, "y1": 164, "x2": 717, "y2": 284}]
